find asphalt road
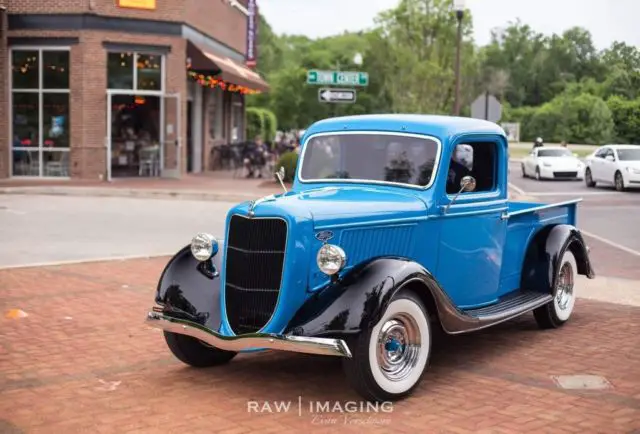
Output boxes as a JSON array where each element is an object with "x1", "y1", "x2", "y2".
[
  {"x1": 1, "y1": 185, "x2": 637, "y2": 279},
  {"x1": 0, "y1": 195, "x2": 232, "y2": 268},
  {"x1": 508, "y1": 160, "x2": 640, "y2": 253}
]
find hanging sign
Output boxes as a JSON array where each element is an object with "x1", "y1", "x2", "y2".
[{"x1": 246, "y1": 0, "x2": 258, "y2": 68}]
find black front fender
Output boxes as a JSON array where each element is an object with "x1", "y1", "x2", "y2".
[
  {"x1": 154, "y1": 242, "x2": 225, "y2": 332},
  {"x1": 520, "y1": 224, "x2": 595, "y2": 295},
  {"x1": 284, "y1": 258, "x2": 457, "y2": 338}
]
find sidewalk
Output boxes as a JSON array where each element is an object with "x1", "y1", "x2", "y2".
[{"x1": 0, "y1": 170, "x2": 287, "y2": 202}]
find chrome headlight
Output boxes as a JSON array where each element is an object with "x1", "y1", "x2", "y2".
[
  {"x1": 317, "y1": 244, "x2": 347, "y2": 276},
  {"x1": 190, "y1": 233, "x2": 218, "y2": 262}
]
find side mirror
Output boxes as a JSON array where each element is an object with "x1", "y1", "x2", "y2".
[
  {"x1": 605, "y1": 155, "x2": 615, "y2": 162},
  {"x1": 443, "y1": 175, "x2": 476, "y2": 215},
  {"x1": 460, "y1": 175, "x2": 476, "y2": 192}
]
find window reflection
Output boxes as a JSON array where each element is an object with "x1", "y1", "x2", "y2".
[
  {"x1": 12, "y1": 51, "x2": 39, "y2": 89},
  {"x1": 108, "y1": 52, "x2": 134, "y2": 89},
  {"x1": 43, "y1": 51, "x2": 70, "y2": 89},
  {"x1": 137, "y1": 54, "x2": 161, "y2": 90},
  {"x1": 301, "y1": 134, "x2": 439, "y2": 187},
  {"x1": 43, "y1": 93, "x2": 70, "y2": 148},
  {"x1": 12, "y1": 93, "x2": 39, "y2": 147}
]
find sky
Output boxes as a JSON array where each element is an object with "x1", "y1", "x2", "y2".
[{"x1": 258, "y1": 0, "x2": 639, "y2": 50}]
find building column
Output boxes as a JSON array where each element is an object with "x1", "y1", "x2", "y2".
[{"x1": 0, "y1": 2, "x2": 9, "y2": 178}]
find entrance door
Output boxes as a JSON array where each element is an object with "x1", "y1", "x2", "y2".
[
  {"x1": 161, "y1": 93, "x2": 181, "y2": 178},
  {"x1": 107, "y1": 92, "x2": 162, "y2": 180}
]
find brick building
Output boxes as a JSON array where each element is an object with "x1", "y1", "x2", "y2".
[{"x1": 0, "y1": 0, "x2": 268, "y2": 180}]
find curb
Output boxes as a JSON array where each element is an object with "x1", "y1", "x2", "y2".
[{"x1": 0, "y1": 186, "x2": 262, "y2": 203}]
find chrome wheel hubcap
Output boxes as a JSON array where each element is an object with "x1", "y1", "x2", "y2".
[
  {"x1": 556, "y1": 262, "x2": 574, "y2": 310},
  {"x1": 376, "y1": 314, "x2": 421, "y2": 381}
]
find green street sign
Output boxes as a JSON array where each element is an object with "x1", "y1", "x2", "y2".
[{"x1": 307, "y1": 70, "x2": 369, "y2": 86}]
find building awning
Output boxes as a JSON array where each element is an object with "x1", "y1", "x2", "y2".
[{"x1": 187, "y1": 41, "x2": 269, "y2": 93}]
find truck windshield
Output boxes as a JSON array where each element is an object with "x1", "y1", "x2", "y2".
[
  {"x1": 617, "y1": 148, "x2": 640, "y2": 161},
  {"x1": 538, "y1": 149, "x2": 572, "y2": 157},
  {"x1": 299, "y1": 133, "x2": 439, "y2": 187}
]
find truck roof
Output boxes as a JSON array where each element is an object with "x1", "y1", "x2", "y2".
[{"x1": 304, "y1": 114, "x2": 507, "y2": 143}]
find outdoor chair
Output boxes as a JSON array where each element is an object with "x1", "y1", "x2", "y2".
[
  {"x1": 44, "y1": 152, "x2": 69, "y2": 177},
  {"x1": 139, "y1": 145, "x2": 160, "y2": 177}
]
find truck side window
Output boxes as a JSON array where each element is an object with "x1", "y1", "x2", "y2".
[{"x1": 446, "y1": 142, "x2": 497, "y2": 195}]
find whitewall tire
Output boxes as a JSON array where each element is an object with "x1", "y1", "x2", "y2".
[
  {"x1": 342, "y1": 291, "x2": 431, "y2": 402},
  {"x1": 534, "y1": 249, "x2": 577, "y2": 329}
]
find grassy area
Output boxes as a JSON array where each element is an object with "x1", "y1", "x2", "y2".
[{"x1": 508, "y1": 146, "x2": 594, "y2": 159}]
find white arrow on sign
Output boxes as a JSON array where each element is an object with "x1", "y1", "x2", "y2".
[{"x1": 318, "y1": 88, "x2": 356, "y2": 103}]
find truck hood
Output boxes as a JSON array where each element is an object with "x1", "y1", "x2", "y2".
[
  {"x1": 298, "y1": 186, "x2": 428, "y2": 227},
  {"x1": 235, "y1": 186, "x2": 428, "y2": 228}
]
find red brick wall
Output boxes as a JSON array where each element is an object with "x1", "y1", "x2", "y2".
[
  {"x1": 5, "y1": 0, "x2": 87, "y2": 13},
  {"x1": 6, "y1": 1, "x2": 247, "y2": 58},
  {"x1": 185, "y1": 0, "x2": 247, "y2": 55}
]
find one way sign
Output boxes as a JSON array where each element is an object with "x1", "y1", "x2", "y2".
[{"x1": 318, "y1": 88, "x2": 357, "y2": 104}]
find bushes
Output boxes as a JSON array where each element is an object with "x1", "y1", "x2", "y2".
[
  {"x1": 275, "y1": 151, "x2": 298, "y2": 183},
  {"x1": 245, "y1": 107, "x2": 278, "y2": 142},
  {"x1": 505, "y1": 92, "x2": 614, "y2": 145},
  {"x1": 606, "y1": 96, "x2": 640, "y2": 143}
]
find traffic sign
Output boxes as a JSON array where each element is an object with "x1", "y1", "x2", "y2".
[
  {"x1": 318, "y1": 88, "x2": 357, "y2": 103},
  {"x1": 471, "y1": 92, "x2": 502, "y2": 123},
  {"x1": 307, "y1": 70, "x2": 368, "y2": 86}
]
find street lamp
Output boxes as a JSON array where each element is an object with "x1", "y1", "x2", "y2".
[{"x1": 453, "y1": 0, "x2": 465, "y2": 116}]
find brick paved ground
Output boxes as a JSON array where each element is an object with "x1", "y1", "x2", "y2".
[{"x1": 1, "y1": 259, "x2": 639, "y2": 434}]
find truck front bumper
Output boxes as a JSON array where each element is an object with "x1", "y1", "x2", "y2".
[{"x1": 146, "y1": 310, "x2": 352, "y2": 358}]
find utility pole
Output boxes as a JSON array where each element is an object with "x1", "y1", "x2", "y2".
[{"x1": 453, "y1": 0, "x2": 465, "y2": 116}]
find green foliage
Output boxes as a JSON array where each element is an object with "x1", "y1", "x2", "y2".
[
  {"x1": 248, "y1": 1, "x2": 639, "y2": 144},
  {"x1": 525, "y1": 93, "x2": 613, "y2": 145},
  {"x1": 276, "y1": 152, "x2": 299, "y2": 182},
  {"x1": 246, "y1": 108, "x2": 264, "y2": 141},
  {"x1": 261, "y1": 109, "x2": 278, "y2": 142},
  {"x1": 606, "y1": 96, "x2": 640, "y2": 143}
]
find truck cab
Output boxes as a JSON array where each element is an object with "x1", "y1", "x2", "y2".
[{"x1": 147, "y1": 114, "x2": 595, "y2": 403}]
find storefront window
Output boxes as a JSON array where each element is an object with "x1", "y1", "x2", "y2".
[
  {"x1": 43, "y1": 93, "x2": 70, "y2": 148},
  {"x1": 137, "y1": 54, "x2": 161, "y2": 90},
  {"x1": 108, "y1": 52, "x2": 134, "y2": 89},
  {"x1": 12, "y1": 93, "x2": 39, "y2": 147},
  {"x1": 11, "y1": 48, "x2": 70, "y2": 177},
  {"x1": 108, "y1": 52, "x2": 163, "y2": 91},
  {"x1": 43, "y1": 51, "x2": 70, "y2": 89},
  {"x1": 11, "y1": 51, "x2": 39, "y2": 89}
]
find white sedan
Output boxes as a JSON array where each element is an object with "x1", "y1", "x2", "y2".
[
  {"x1": 584, "y1": 144, "x2": 640, "y2": 191},
  {"x1": 521, "y1": 147, "x2": 585, "y2": 180}
]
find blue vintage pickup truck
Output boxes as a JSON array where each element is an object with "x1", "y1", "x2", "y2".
[{"x1": 147, "y1": 114, "x2": 595, "y2": 402}]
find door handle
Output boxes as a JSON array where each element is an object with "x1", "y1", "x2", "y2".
[{"x1": 500, "y1": 212, "x2": 509, "y2": 221}]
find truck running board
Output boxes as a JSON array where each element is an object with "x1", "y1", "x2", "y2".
[
  {"x1": 464, "y1": 290, "x2": 553, "y2": 321},
  {"x1": 438, "y1": 289, "x2": 553, "y2": 335}
]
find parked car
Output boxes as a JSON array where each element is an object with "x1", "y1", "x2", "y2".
[
  {"x1": 147, "y1": 114, "x2": 595, "y2": 403},
  {"x1": 521, "y1": 146, "x2": 585, "y2": 180},
  {"x1": 584, "y1": 144, "x2": 640, "y2": 191}
]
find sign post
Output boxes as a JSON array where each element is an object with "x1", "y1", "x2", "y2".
[
  {"x1": 318, "y1": 88, "x2": 357, "y2": 104},
  {"x1": 470, "y1": 92, "x2": 502, "y2": 123},
  {"x1": 307, "y1": 70, "x2": 369, "y2": 87}
]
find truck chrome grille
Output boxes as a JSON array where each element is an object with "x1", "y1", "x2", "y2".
[{"x1": 224, "y1": 215, "x2": 287, "y2": 334}]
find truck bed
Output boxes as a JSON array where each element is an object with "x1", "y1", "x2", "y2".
[{"x1": 498, "y1": 199, "x2": 582, "y2": 296}]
